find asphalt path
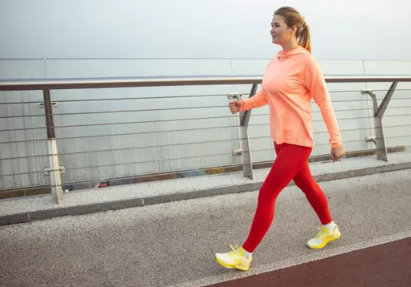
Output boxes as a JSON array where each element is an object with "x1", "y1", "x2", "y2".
[{"x1": 0, "y1": 169, "x2": 410, "y2": 287}]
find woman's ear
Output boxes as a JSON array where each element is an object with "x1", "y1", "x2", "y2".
[{"x1": 290, "y1": 25, "x2": 297, "y2": 35}]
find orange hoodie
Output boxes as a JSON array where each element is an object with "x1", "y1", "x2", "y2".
[{"x1": 240, "y1": 46, "x2": 343, "y2": 148}]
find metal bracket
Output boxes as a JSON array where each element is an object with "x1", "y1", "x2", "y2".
[
  {"x1": 240, "y1": 84, "x2": 258, "y2": 127},
  {"x1": 227, "y1": 86, "x2": 258, "y2": 179},
  {"x1": 360, "y1": 89, "x2": 374, "y2": 97},
  {"x1": 232, "y1": 149, "x2": 242, "y2": 156},
  {"x1": 365, "y1": 136, "x2": 376, "y2": 145},
  {"x1": 227, "y1": 92, "x2": 243, "y2": 101},
  {"x1": 361, "y1": 81, "x2": 398, "y2": 162},
  {"x1": 237, "y1": 83, "x2": 258, "y2": 179},
  {"x1": 38, "y1": 101, "x2": 58, "y2": 108},
  {"x1": 43, "y1": 165, "x2": 66, "y2": 175}
]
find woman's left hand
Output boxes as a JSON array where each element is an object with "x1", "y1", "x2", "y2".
[{"x1": 331, "y1": 146, "x2": 345, "y2": 162}]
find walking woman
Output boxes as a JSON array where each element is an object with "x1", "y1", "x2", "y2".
[{"x1": 215, "y1": 6, "x2": 345, "y2": 271}]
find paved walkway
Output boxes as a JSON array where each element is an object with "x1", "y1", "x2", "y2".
[{"x1": 0, "y1": 164, "x2": 410, "y2": 286}]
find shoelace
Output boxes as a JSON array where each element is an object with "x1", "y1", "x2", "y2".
[
  {"x1": 315, "y1": 227, "x2": 327, "y2": 240},
  {"x1": 227, "y1": 244, "x2": 241, "y2": 256}
]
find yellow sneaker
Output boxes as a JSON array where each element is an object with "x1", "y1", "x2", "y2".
[
  {"x1": 215, "y1": 244, "x2": 252, "y2": 271},
  {"x1": 307, "y1": 225, "x2": 341, "y2": 249}
]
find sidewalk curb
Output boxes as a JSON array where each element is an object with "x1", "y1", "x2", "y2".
[{"x1": 1, "y1": 162, "x2": 411, "y2": 226}]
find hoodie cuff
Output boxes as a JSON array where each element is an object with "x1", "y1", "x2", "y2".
[
  {"x1": 331, "y1": 141, "x2": 344, "y2": 149},
  {"x1": 239, "y1": 100, "x2": 246, "y2": 112}
]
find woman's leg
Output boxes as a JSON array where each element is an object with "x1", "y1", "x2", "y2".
[
  {"x1": 293, "y1": 162, "x2": 341, "y2": 249},
  {"x1": 242, "y1": 143, "x2": 312, "y2": 253},
  {"x1": 293, "y1": 163, "x2": 332, "y2": 225}
]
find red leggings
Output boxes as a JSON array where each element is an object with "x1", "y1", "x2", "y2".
[{"x1": 242, "y1": 143, "x2": 332, "y2": 253}]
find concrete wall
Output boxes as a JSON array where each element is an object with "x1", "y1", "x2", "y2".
[{"x1": 1, "y1": 0, "x2": 411, "y2": 189}]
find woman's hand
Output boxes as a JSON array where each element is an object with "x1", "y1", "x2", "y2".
[
  {"x1": 229, "y1": 100, "x2": 242, "y2": 114},
  {"x1": 331, "y1": 146, "x2": 345, "y2": 162}
]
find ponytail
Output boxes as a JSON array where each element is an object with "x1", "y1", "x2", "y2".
[{"x1": 298, "y1": 22, "x2": 311, "y2": 53}]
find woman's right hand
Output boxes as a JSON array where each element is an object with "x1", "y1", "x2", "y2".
[
  {"x1": 229, "y1": 100, "x2": 242, "y2": 114},
  {"x1": 331, "y1": 146, "x2": 345, "y2": 162}
]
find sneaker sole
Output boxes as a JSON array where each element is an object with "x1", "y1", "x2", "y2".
[
  {"x1": 215, "y1": 254, "x2": 249, "y2": 271},
  {"x1": 307, "y1": 232, "x2": 341, "y2": 250}
]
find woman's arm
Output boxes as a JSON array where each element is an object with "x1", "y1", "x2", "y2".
[
  {"x1": 304, "y1": 59, "x2": 344, "y2": 150},
  {"x1": 240, "y1": 90, "x2": 269, "y2": 112},
  {"x1": 229, "y1": 90, "x2": 269, "y2": 114}
]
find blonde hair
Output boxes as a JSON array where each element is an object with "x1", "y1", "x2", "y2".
[{"x1": 274, "y1": 7, "x2": 311, "y2": 53}]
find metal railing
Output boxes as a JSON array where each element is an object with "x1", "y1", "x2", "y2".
[{"x1": 1, "y1": 75, "x2": 411, "y2": 203}]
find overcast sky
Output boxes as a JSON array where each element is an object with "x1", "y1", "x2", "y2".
[{"x1": 1, "y1": 0, "x2": 410, "y2": 60}]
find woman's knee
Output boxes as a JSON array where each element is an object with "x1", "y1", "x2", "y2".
[{"x1": 257, "y1": 185, "x2": 280, "y2": 204}]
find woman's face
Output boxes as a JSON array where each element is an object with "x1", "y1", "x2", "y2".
[{"x1": 270, "y1": 15, "x2": 295, "y2": 46}]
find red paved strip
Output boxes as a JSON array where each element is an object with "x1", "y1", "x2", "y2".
[{"x1": 209, "y1": 237, "x2": 411, "y2": 287}]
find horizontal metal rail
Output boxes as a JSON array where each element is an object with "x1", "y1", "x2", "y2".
[
  {"x1": 1, "y1": 75, "x2": 411, "y2": 91},
  {"x1": 1, "y1": 112, "x2": 410, "y2": 134}
]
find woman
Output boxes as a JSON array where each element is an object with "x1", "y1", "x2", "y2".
[{"x1": 215, "y1": 6, "x2": 345, "y2": 271}]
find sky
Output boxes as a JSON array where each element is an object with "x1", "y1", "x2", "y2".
[{"x1": 0, "y1": 0, "x2": 410, "y2": 60}]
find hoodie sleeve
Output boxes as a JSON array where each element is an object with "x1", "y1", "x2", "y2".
[
  {"x1": 239, "y1": 90, "x2": 268, "y2": 112},
  {"x1": 304, "y1": 58, "x2": 343, "y2": 148}
]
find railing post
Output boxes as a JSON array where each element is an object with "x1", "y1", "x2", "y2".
[
  {"x1": 238, "y1": 83, "x2": 258, "y2": 179},
  {"x1": 362, "y1": 81, "x2": 398, "y2": 162},
  {"x1": 43, "y1": 89, "x2": 63, "y2": 204}
]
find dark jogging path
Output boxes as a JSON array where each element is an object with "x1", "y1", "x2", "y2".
[{"x1": 208, "y1": 237, "x2": 411, "y2": 287}]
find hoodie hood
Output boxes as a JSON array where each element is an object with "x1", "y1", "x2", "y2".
[{"x1": 277, "y1": 46, "x2": 309, "y2": 60}]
